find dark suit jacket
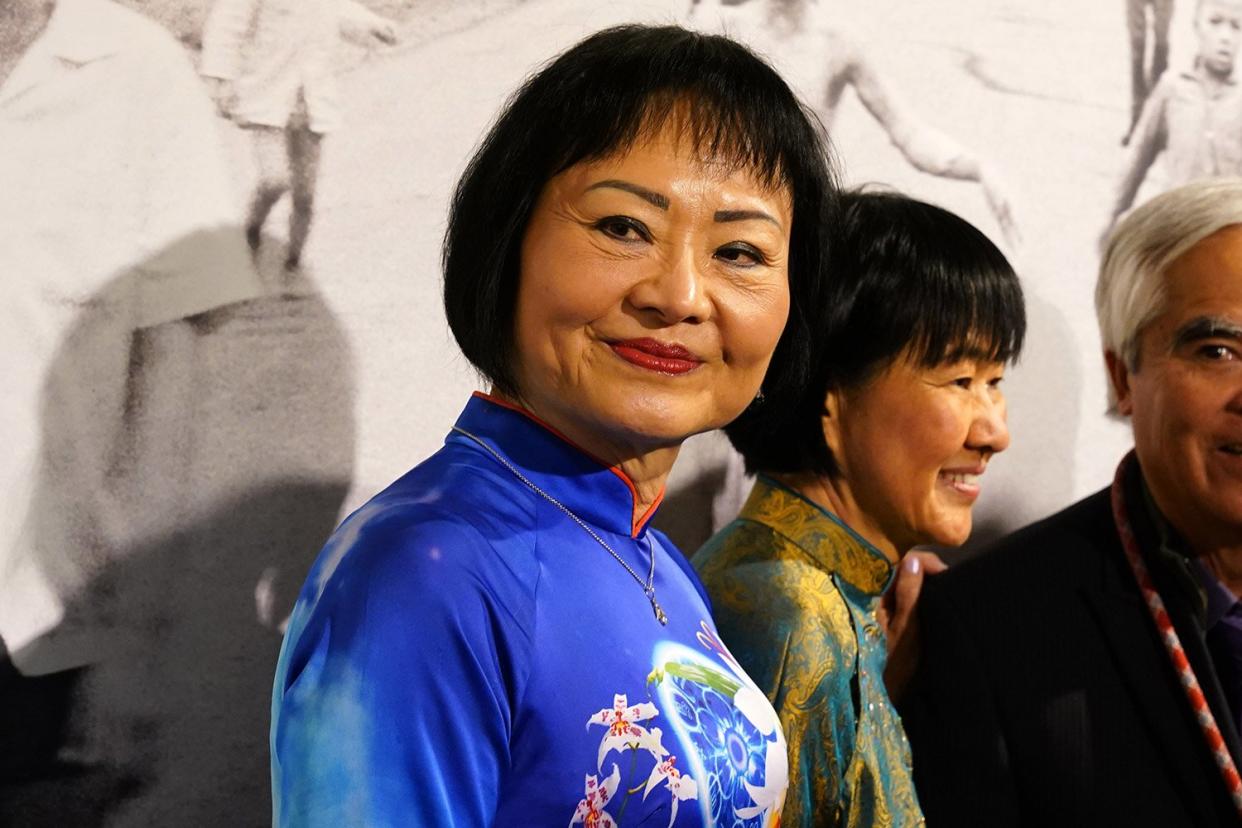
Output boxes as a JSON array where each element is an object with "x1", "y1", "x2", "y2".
[{"x1": 902, "y1": 469, "x2": 1242, "y2": 827}]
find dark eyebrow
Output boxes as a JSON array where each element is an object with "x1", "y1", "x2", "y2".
[
  {"x1": 713, "y1": 209, "x2": 782, "y2": 229},
  {"x1": 585, "y1": 179, "x2": 668, "y2": 210},
  {"x1": 1171, "y1": 315, "x2": 1242, "y2": 349}
]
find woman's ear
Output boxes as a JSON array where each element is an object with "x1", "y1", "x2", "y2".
[{"x1": 821, "y1": 389, "x2": 844, "y2": 461}]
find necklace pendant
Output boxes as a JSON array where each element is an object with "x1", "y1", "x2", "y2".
[{"x1": 651, "y1": 597, "x2": 668, "y2": 626}]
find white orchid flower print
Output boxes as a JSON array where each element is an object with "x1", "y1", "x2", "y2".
[
  {"x1": 587, "y1": 694, "x2": 659, "y2": 734},
  {"x1": 588, "y1": 693, "x2": 668, "y2": 769},
  {"x1": 642, "y1": 755, "x2": 700, "y2": 828},
  {"x1": 569, "y1": 764, "x2": 621, "y2": 828}
]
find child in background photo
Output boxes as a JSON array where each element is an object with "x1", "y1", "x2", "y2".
[
  {"x1": 200, "y1": 0, "x2": 398, "y2": 275},
  {"x1": 1106, "y1": 0, "x2": 1242, "y2": 239}
]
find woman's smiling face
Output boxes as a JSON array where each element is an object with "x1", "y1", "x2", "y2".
[
  {"x1": 826, "y1": 353, "x2": 1012, "y2": 552},
  {"x1": 510, "y1": 122, "x2": 794, "y2": 458}
]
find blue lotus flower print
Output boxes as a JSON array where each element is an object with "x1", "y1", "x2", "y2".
[{"x1": 649, "y1": 640, "x2": 786, "y2": 828}]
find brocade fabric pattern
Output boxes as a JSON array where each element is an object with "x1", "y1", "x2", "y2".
[{"x1": 693, "y1": 477, "x2": 925, "y2": 827}]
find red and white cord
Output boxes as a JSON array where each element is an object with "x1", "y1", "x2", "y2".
[{"x1": 1111, "y1": 454, "x2": 1242, "y2": 819}]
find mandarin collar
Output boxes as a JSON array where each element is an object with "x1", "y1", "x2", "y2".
[
  {"x1": 740, "y1": 476, "x2": 895, "y2": 596},
  {"x1": 446, "y1": 393, "x2": 663, "y2": 539}
]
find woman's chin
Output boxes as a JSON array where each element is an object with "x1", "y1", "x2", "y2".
[
  {"x1": 611, "y1": 416, "x2": 709, "y2": 450},
  {"x1": 921, "y1": 519, "x2": 973, "y2": 550},
  {"x1": 600, "y1": 398, "x2": 737, "y2": 448}
]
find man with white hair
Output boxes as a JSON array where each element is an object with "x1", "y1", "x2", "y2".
[{"x1": 903, "y1": 178, "x2": 1242, "y2": 826}]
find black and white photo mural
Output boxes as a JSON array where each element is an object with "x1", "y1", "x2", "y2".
[{"x1": 3, "y1": 0, "x2": 1239, "y2": 822}]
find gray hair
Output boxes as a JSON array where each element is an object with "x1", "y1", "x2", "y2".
[{"x1": 1096, "y1": 178, "x2": 1242, "y2": 406}]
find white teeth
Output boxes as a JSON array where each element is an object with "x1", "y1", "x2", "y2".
[{"x1": 942, "y1": 473, "x2": 981, "y2": 485}]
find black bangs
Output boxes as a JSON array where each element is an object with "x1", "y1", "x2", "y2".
[
  {"x1": 823, "y1": 192, "x2": 1027, "y2": 391},
  {"x1": 535, "y1": 27, "x2": 819, "y2": 190},
  {"x1": 443, "y1": 24, "x2": 835, "y2": 398},
  {"x1": 902, "y1": 205, "x2": 1026, "y2": 368}
]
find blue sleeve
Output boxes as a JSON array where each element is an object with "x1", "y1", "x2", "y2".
[{"x1": 271, "y1": 510, "x2": 533, "y2": 827}]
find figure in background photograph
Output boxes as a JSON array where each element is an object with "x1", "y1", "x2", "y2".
[
  {"x1": 270, "y1": 24, "x2": 838, "y2": 827},
  {"x1": 694, "y1": 191, "x2": 1026, "y2": 827},
  {"x1": 905, "y1": 178, "x2": 1242, "y2": 826},
  {"x1": 1, "y1": 0, "x2": 264, "y2": 821},
  {"x1": 1124, "y1": 0, "x2": 1175, "y2": 145},
  {"x1": 1106, "y1": 0, "x2": 1242, "y2": 238},
  {"x1": 200, "y1": 0, "x2": 398, "y2": 275},
  {"x1": 687, "y1": 0, "x2": 1021, "y2": 250}
]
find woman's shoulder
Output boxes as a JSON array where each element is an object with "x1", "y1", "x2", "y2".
[
  {"x1": 697, "y1": 523, "x2": 858, "y2": 701},
  {"x1": 695, "y1": 519, "x2": 835, "y2": 592},
  {"x1": 302, "y1": 449, "x2": 544, "y2": 625},
  {"x1": 696, "y1": 520, "x2": 851, "y2": 635},
  {"x1": 378, "y1": 440, "x2": 543, "y2": 546}
]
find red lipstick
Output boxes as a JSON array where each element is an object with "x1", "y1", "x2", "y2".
[{"x1": 609, "y1": 338, "x2": 703, "y2": 375}]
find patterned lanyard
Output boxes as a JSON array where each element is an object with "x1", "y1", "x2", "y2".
[{"x1": 1110, "y1": 454, "x2": 1242, "y2": 818}]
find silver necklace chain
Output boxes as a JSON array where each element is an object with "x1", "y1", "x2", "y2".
[{"x1": 451, "y1": 425, "x2": 668, "y2": 625}]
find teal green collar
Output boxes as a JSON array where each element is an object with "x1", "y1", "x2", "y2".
[{"x1": 740, "y1": 476, "x2": 895, "y2": 596}]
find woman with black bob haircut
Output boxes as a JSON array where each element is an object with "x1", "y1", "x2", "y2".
[
  {"x1": 271, "y1": 24, "x2": 835, "y2": 827},
  {"x1": 443, "y1": 23, "x2": 833, "y2": 403},
  {"x1": 694, "y1": 190, "x2": 1025, "y2": 826}
]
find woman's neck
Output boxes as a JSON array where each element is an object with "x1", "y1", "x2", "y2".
[
  {"x1": 487, "y1": 390, "x2": 678, "y2": 528},
  {"x1": 772, "y1": 471, "x2": 904, "y2": 563},
  {"x1": 613, "y1": 447, "x2": 681, "y2": 524}
]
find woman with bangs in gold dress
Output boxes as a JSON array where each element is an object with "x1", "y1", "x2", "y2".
[{"x1": 693, "y1": 191, "x2": 1026, "y2": 827}]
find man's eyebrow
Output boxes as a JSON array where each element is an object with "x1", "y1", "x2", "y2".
[
  {"x1": 714, "y1": 209, "x2": 782, "y2": 229},
  {"x1": 1171, "y1": 315, "x2": 1242, "y2": 348},
  {"x1": 585, "y1": 180, "x2": 668, "y2": 210}
]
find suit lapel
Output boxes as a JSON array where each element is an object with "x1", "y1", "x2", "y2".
[
  {"x1": 1167, "y1": 589, "x2": 1242, "y2": 766},
  {"x1": 1082, "y1": 578, "x2": 1227, "y2": 824},
  {"x1": 1119, "y1": 456, "x2": 1242, "y2": 770}
]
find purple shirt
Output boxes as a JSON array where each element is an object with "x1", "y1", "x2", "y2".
[{"x1": 1194, "y1": 557, "x2": 1242, "y2": 735}]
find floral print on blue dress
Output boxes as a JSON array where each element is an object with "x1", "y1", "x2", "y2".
[
  {"x1": 649, "y1": 624, "x2": 787, "y2": 828},
  {"x1": 569, "y1": 764, "x2": 622, "y2": 828},
  {"x1": 576, "y1": 694, "x2": 697, "y2": 827},
  {"x1": 569, "y1": 624, "x2": 786, "y2": 827}
]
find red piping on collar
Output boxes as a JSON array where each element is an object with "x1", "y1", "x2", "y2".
[
  {"x1": 632, "y1": 487, "x2": 665, "y2": 537},
  {"x1": 470, "y1": 391, "x2": 664, "y2": 537}
]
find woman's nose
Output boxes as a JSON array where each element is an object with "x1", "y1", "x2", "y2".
[
  {"x1": 968, "y1": 394, "x2": 1011, "y2": 455},
  {"x1": 627, "y1": 247, "x2": 712, "y2": 325}
]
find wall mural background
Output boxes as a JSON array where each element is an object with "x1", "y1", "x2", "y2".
[{"x1": 3, "y1": 0, "x2": 1231, "y2": 822}]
